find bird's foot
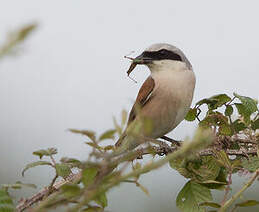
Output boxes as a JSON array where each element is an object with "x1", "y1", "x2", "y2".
[{"x1": 160, "y1": 136, "x2": 181, "y2": 146}]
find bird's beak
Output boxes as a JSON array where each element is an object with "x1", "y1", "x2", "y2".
[
  {"x1": 126, "y1": 52, "x2": 153, "y2": 76},
  {"x1": 132, "y1": 53, "x2": 152, "y2": 65}
]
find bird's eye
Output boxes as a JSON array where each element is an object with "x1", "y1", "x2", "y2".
[{"x1": 159, "y1": 49, "x2": 167, "y2": 54}]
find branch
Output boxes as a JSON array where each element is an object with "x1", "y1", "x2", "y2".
[
  {"x1": 16, "y1": 172, "x2": 82, "y2": 212},
  {"x1": 16, "y1": 134, "x2": 258, "y2": 211}
]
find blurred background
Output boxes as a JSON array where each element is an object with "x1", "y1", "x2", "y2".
[{"x1": 0, "y1": 0, "x2": 259, "y2": 211}]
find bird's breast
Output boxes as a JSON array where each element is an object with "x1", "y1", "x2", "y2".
[{"x1": 148, "y1": 69, "x2": 195, "y2": 137}]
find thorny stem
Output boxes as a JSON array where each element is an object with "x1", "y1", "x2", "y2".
[
  {"x1": 221, "y1": 169, "x2": 233, "y2": 205},
  {"x1": 218, "y1": 169, "x2": 259, "y2": 212}
]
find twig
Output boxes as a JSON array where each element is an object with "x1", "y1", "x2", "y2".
[
  {"x1": 160, "y1": 136, "x2": 181, "y2": 146},
  {"x1": 16, "y1": 136, "x2": 258, "y2": 211}
]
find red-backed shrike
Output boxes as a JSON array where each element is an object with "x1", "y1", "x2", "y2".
[{"x1": 116, "y1": 43, "x2": 195, "y2": 150}]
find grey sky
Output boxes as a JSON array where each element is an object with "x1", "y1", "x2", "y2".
[{"x1": 0, "y1": 0, "x2": 259, "y2": 211}]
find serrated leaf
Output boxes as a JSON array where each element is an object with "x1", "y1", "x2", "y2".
[
  {"x1": 196, "y1": 98, "x2": 218, "y2": 107},
  {"x1": 170, "y1": 156, "x2": 221, "y2": 182},
  {"x1": 60, "y1": 157, "x2": 82, "y2": 168},
  {"x1": 69, "y1": 129, "x2": 96, "y2": 141},
  {"x1": 99, "y1": 129, "x2": 116, "y2": 141},
  {"x1": 61, "y1": 184, "x2": 81, "y2": 198},
  {"x1": 95, "y1": 192, "x2": 108, "y2": 208},
  {"x1": 82, "y1": 167, "x2": 98, "y2": 187},
  {"x1": 203, "y1": 168, "x2": 227, "y2": 190},
  {"x1": 196, "y1": 94, "x2": 231, "y2": 110},
  {"x1": 251, "y1": 118, "x2": 259, "y2": 130},
  {"x1": 1, "y1": 181, "x2": 36, "y2": 190},
  {"x1": 234, "y1": 93, "x2": 258, "y2": 114},
  {"x1": 185, "y1": 108, "x2": 197, "y2": 121},
  {"x1": 215, "y1": 150, "x2": 231, "y2": 169},
  {"x1": 199, "y1": 202, "x2": 221, "y2": 208},
  {"x1": 232, "y1": 119, "x2": 246, "y2": 133},
  {"x1": 56, "y1": 164, "x2": 71, "y2": 178},
  {"x1": 176, "y1": 181, "x2": 212, "y2": 212},
  {"x1": 218, "y1": 123, "x2": 232, "y2": 136},
  {"x1": 33, "y1": 148, "x2": 57, "y2": 159},
  {"x1": 209, "y1": 94, "x2": 231, "y2": 109},
  {"x1": 22, "y1": 161, "x2": 53, "y2": 176},
  {"x1": 236, "y1": 200, "x2": 259, "y2": 207},
  {"x1": 225, "y1": 105, "x2": 233, "y2": 116},
  {"x1": 242, "y1": 156, "x2": 259, "y2": 172}
]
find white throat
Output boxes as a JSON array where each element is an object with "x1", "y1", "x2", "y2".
[{"x1": 147, "y1": 60, "x2": 189, "y2": 73}]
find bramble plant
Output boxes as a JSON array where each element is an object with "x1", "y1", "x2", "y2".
[{"x1": 0, "y1": 24, "x2": 259, "y2": 212}]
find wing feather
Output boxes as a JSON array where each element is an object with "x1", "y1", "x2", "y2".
[{"x1": 127, "y1": 76, "x2": 155, "y2": 125}]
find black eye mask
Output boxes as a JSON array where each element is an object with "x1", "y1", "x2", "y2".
[
  {"x1": 126, "y1": 49, "x2": 183, "y2": 77},
  {"x1": 142, "y1": 49, "x2": 183, "y2": 61}
]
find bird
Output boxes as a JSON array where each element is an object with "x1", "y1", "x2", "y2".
[{"x1": 115, "y1": 43, "x2": 196, "y2": 151}]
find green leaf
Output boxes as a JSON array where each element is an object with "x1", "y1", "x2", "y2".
[
  {"x1": 56, "y1": 164, "x2": 71, "y2": 178},
  {"x1": 225, "y1": 105, "x2": 233, "y2": 116},
  {"x1": 215, "y1": 150, "x2": 231, "y2": 169},
  {"x1": 199, "y1": 112, "x2": 230, "y2": 133},
  {"x1": 69, "y1": 129, "x2": 96, "y2": 141},
  {"x1": 61, "y1": 184, "x2": 81, "y2": 198},
  {"x1": 99, "y1": 129, "x2": 116, "y2": 141},
  {"x1": 236, "y1": 200, "x2": 259, "y2": 207},
  {"x1": 85, "y1": 142, "x2": 102, "y2": 151},
  {"x1": 82, "y1": 167, "x2": 98, "y2": 187},
  {"x1": 60, "y1": 157, "x2": 82, "y2": 168},
  {"x1": 203, "y1": 168, "x2": 227, "y2": 190},
  {"x1": 0, "y1": 189, "x2": 14, "y2": 212},
  {"x1": 251, "y1": 118, "x2": 259, "y2": 130},
  {"x1": 209, "y1": 94, "x2": 231, "y2": 109},
  {"x1": 185, "y1": 108, "x2": 197, "y2": 121},
  {"x1": 176, "y1": 181, "x2": 212, "y2": 212},
  {"x1": 234, "y1": 93, "x2": 258, "y2": 123},
  {"x1": 232, "y1": 119, "x2": 246, "y2": 133},
  {"x1": 196, "y1": 98, "x2": 218, "y2": 107},
  {"x1": 234, "y1": 93, "x2": 258, "y2": 114},
  {"x1": 218, "y1": 123, "x2": 232, "y2": 136},
  {"x1": 33, "y1": 148, "x2": 57, "y2": 159},
  {"x1": 199, "y1": 202, "x2": 221, "y2": 208},
  {"x1": 196, "y1": 94, "x2": 231, "y2": 110},
  {"x1": 95, "y1": 192, "x2": 108, "y2": 208},
  {"x1": 22, "y1": 161, "x2": 53, "y2": 176},
  {"x1": 242, "y1": 156, "x2": 259, "y2": 172},
  {"x1": 1, "y1": 181, "x2": 36, "y2": 190}
]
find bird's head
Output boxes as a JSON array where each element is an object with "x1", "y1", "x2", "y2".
[{"x1": 127, "y1": 43, "x2": 192, "y2": 76}]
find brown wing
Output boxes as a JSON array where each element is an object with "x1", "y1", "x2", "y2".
[{"x1": 127, "y1": 76, "x2": 155, "y2": 125}]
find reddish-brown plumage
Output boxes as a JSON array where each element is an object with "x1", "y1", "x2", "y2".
[{"x1": 127, "y1": 76, "x2": 155, "y2": 125}]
